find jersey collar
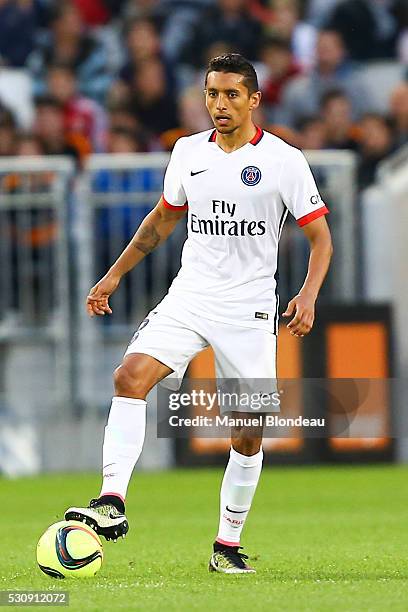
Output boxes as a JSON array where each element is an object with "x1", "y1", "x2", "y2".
[{"x1": 208, "y1": 125, "x2": 264, "y2": 146}]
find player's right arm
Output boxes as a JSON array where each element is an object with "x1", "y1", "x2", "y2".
[{"x1": 86, "y1": 196, "x2": 186, "y2": 317}]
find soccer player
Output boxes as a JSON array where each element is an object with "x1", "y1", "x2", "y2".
[{"x1": 65, "y1": 54, "x2": 332, "y2": 574}]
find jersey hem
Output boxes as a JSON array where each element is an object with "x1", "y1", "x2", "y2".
[{"x1": 164, "y1": 300, "x2": 278, "y2": 335}]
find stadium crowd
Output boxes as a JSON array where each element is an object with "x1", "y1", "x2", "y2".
[{"x1": 0, "y1": 0, "x2": 407, "y2": 189}]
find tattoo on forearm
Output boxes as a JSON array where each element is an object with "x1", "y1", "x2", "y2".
[{"x1": 132, "y1": 224, "x2": 161, "y2": 254}]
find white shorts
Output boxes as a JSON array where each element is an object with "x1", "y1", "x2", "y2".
[{"x1": 124, "y1": 303, "x2": 277, "y2": 392}]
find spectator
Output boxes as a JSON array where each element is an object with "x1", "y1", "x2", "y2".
[
  {"x1": 358, "y1": 114, "x2": 395, "y2": 188},
  {"x1": 28, "y1": 0, "x2": 113, "y2": 103},
  {"x1": 296, "y1": 115, "x2": 328, "y2": 150},
  {"x1": 47, "y1": 62, "x2": 108, "y2": 153},
  {"x1": 389, "y1": 82, "x2": 408, "y2": 147},
  {"x1": 325, "y1": 0, "x2": 404, "y2": 61},
  {"x1": 181, "y1": 0, "x2": 262, "y2": 68},
  {"x1": 124, "y1": 0, "x2": 198, "y2": 67},
  {"x1": 127, "y1": 57, "x2": 179, "y2": 140},
  {"x1": 109, "y1": 17, "x2": 175, "y2": 110},
  {"x1": 16, "y1": 133, "x2": 45, "y2": 156},
  {"x1": 0, "y1": 0, "x2": 36, "y2": 68},
  {"x1": 107, "y1": 126, "x2": 147, "y2": 154},
  {"x1": 0, "y1": 110, "x2": 17, "y2": 156},
  {"x1": 15, "y1": 134, "x2": 53, "y2": 194},
  {"x1": 122, "y1": 17, "x2": 161, "y2": 68},
  {"x1": 118, "y1": 17, "x2": 175, "y2": 88},
  {"x1": 281, "y1": 30, "x2": 369, "y2": 127},
  {"x1": 108, "y1": 103, "x2": 141, "y2": 133},
  {"x1": 320, "y1": 89, "x2": 360, "y2": 150},
  {"x1": 160, "y1": 86, "x2": 212, "y2": 150},
  {"x1": 266, "y1": 0, "x2": 317, "y2": 71},
  {"x1": 33, "y1": 95, "x2": 85, "y2": 161},
  {"x1": 259, "y1": 36, "x2": 301, "y2": 122}
]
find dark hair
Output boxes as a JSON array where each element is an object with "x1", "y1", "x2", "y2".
[
  {"x1": 295, "y1": 114, "x2": 324, "y2": 132},
  {"x1": 260, "y1": 35, "x2": 292, "y2": 54},
  {"x1": 17, "y1": 132, "x2": 45, "y2": 150},
  {"x1": 110, "y1": 126, "x2": 146, "y2": 149},
  {"x1": 48, "y1": 61, "x2": 76, "y2": 76},
  {"x1": 110, "y1": 126, "x2": 138, "y2": 140},
  {"x1": 124, "y1": 16, "x2": 157, "y2": 38},
  {"x1": 361, "y1": 113, "x2": 394, "y2": 130},
  {"x1": 320, "y1": 88, "x2": 349, "y2": 109},
  {"x1": 34, "y1": 94, "x2": 63, "y2": 111},
  {"x1": 0, "y1": 105, "x2": 16, "y2": 129},
  {"x1": 205, "y1": 53, "x2": 259, "y2": 95},
  {"x1": 49, "y1": 0, "x2": 76, "y2": 23}
]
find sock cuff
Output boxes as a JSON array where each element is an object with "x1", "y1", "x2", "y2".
[
  {"x1": 230, "y1": 446, "x2": 263, "y2": 468},
  {"x1": 112, "y1": 396, "x2": 147, "y2": 406},
  {"x1": 215, "y1": 538, "x2": 240, "y2": 547}
]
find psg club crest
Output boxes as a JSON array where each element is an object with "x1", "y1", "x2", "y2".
[{"x1": 241, "y1": 166, "x2": 262, "y2": 186}]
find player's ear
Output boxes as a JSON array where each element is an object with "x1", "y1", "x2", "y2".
[{"x1": 249, "y1": 91, "x2": 262, "y2": 111}]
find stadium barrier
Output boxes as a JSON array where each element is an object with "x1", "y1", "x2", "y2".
[
  {"x1": 0, "y1": 150, "x2": 360, "y2": 474},
  {"x1": 0, "y1": 157, "x2": 74, "y2": 475},
  {"x1": 376, "y1": 146, "x2": 408, "y2": 462}
]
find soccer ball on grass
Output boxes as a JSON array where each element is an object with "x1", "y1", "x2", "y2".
[{"x1": 36, "y1": 520, "x2": 103, "y2": 579}]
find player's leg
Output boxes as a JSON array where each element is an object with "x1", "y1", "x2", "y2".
[
  {"x1": 99, "y1": 353, "x2": 173, "y2": 503},
  {"x1": 208, "y1": 324, "x2": 275, "y2": 573},
  {"x1": 210, "y1": 422, "x2": 263, "y2": 573},
  {"x1": 65, "y1": 353, "x2": 172, "y2": 541},
  {"x1": 65, "y1": 308, "x2": 209, "y2": 541}
]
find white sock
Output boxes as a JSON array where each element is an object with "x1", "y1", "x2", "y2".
[
  {"x1": 99, "y1": 396, "x2": 146, "y2": 502},
  {"x1": 216, "y1": 446, "x2": 263, "y2": 546}
]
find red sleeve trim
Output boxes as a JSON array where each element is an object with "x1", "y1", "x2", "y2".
[
  {"x1": 297, "y1": 206, "x2": 329, "y2": 227},
  {"x1": 162, "y1": 194, "x2": 188, "y2": 211}
]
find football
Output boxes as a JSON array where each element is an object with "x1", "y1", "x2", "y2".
[{"x1": 36, "y1": 520, "x2": 103, "y2": 579}]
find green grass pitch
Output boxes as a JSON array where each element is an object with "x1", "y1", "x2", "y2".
[{"x1": 1, "y1": 465, "x2": 408, "y2": 611}]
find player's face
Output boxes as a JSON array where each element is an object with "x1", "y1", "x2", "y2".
[{"x1": 205, "y1": 71, "x2": 261, "y2": 134}]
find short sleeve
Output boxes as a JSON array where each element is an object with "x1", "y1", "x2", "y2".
[
  {"x1": 162, "y1": 139, "x2": 188, "y2": 210},
  {"x1": 279, "y1": 148, "x2": 329, "y2": 227}
]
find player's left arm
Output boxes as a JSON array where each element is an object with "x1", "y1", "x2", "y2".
[{"x1": 283, "y1": 216, "x2": 333, "y2": 337}]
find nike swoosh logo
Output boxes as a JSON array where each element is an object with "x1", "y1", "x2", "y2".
[
  {"x1": 226, "y1": 506, "x2": 247, "y2": 514},
  {"x1": 190, "y1": 169, "x2": 208, "y2": 176},
  {"x1": 109, "y1": 512, "x2": 125, "y2": 519}
]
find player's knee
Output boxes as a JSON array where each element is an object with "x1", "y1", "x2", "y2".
[
  {"x1": 233, "y1": 439, "x2": 262, "y2": 456},
  {"x1": 232, "y1": 426, "x2": 263, "y2": 456},
  {"x1": 113, "y1": 363, "x2": 149, "y2": 399}
]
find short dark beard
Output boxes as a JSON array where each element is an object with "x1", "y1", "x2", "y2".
[{"x1": 213, "y1": 123, "x2": 239, "y2": 135}]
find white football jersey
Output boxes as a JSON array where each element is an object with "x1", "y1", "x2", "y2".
[{"x1": 159, "y1": 127, "x2": 328, "y2": 333}]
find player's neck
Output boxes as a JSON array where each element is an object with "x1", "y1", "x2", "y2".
[{"x1": 215, "y1": 121, "x2": 258, "y2": 153}]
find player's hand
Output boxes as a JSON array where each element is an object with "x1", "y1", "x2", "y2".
[
  {"x1": 282, "y1": 291, "x2": 315, "y2": 338},
  {"x1": 86, "y1": 273, "x2": 121, "y2": 317}
]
